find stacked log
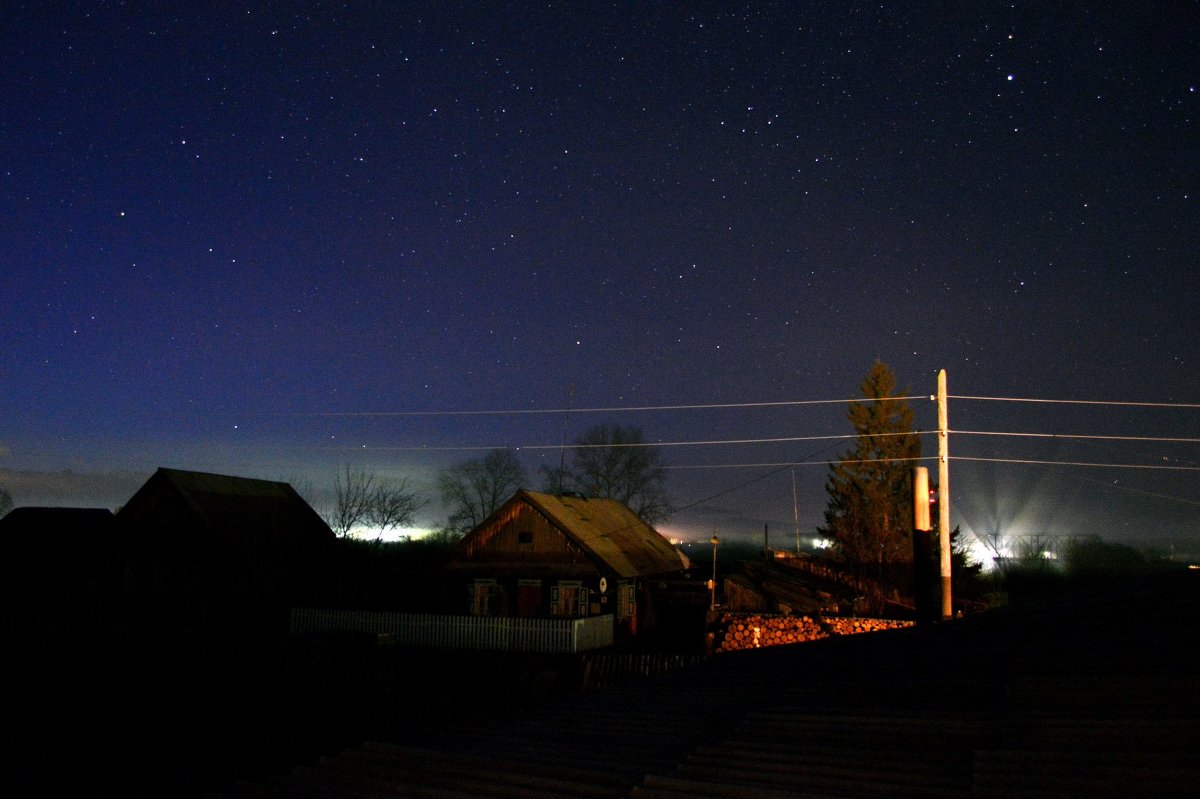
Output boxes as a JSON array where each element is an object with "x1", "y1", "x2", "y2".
[
  {"x1": 824, "y1": 617, "x2": 913, "y2": 637},
  {"x1": 711, "y1": 614, "x2": 826, "y2": 652},
  {"x1": 711, "y1": 613, "x2": 914, "y2": 653}
]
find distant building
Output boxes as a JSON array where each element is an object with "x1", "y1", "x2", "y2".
[{"x1": 446, "y1": 490, "x2": 690, "y2": 641}]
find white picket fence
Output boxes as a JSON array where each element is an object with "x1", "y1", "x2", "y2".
[{"x1": 289, "y1": 608, "x2": 614, "y2": 653}]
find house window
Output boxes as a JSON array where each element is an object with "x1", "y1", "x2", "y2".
[
  {"x1": 551, "y1": 581, "x2": 587, "y2": 617},
  {"x1": 517, "y1": 530, "x2": 533, "y2": 545},
  {"x1": 617, "y1": 581, "x2": 637, "y2": 620},
  {"x1": 516, "y1": 579, "x2": 542, "y2": 616},
  {"x1": 472, "y1": 579, "x2": 498, "y2": 616}
]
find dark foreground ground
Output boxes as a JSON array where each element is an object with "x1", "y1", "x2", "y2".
[
  {"x1": 5, "y1": 569, "x2": 1199, "y2": 797},
  {"x1": 213, "y1": 569, "x2": 1200, "y2": 799},
  {"x1": 3, "y1": 620, "x2": 596, "y2": 798}
]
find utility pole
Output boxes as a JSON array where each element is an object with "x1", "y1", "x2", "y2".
[{"x1": 937, "y1": 369, "x2": 952, "y2": 619}]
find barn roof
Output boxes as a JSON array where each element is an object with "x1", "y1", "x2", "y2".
[
  {"x1": 117, "y1": 467, "x2": 334, "y2": 555},
  {"x1": 516, "y1": 489, "x2": 688, "y2": 577}
]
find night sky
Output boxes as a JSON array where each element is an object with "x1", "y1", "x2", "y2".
[{"x1": 3, "y1": 3, "x2": 1197, "y2": 560}]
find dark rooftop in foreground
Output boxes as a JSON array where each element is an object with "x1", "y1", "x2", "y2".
[{"x1": 209, "y1": 568, "x2": 1200, "y2": 798}]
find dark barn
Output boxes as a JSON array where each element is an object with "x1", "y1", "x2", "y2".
[{"x1": 116, "y1": 467, "x2": 337, "y2": 631}]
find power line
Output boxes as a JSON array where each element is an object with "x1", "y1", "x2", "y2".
[
  {"x1": 667, "y1": 456, "x2": 937, "y2": 470},
  {"x1": 175, "y1": 395, "x2": 932, "y2": 418},
  {"x1": 669, "y1": 438, "x2": 854, "y2": 516},
  {"x1": 134, "y1": 387, "x2": 1200, "y2": 533},
  {"x1": 1058, "y1": 473, "x2": 1200, "y2": 508},
  {"x1": 952, "y1": 430, "x2": 1200, "y2": 445},
  {"x1": 952, "y1": 455, "x2": 1200, "y2": 472},
  {"x1": 162, "y1": 392, "x2": 1199, "y2": 420},
  {"x1": 281, "y1": 429, "x2": 937, "y2": 453},
  {"x1": 950, "y1": 395, "x2": 1200, "y2": 409}
]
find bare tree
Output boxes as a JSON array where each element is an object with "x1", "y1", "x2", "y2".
[
  {"x1": 438, "y1": 448, "x2": 527, "y2": 536},
  {"x1": 327, "y1": 463, "x2": 375, "y2": 537},
  {"x1": 547, "y1": 424, "x2": 672, "y2": 524},
  {"x1": 368, "y1": 477, "x2": 425, "y2": 539},
  {"x1": 326, "y1": 463, "x2": 425, "y2": 539}
]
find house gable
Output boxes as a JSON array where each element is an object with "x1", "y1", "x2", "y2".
[
  {"x1": 451, "y1": 494, "x2": 599, "y2": 578},
  {"x1": 521, "y1": 491, "x2": 689, "y2": 578},
  {"x1": 117, "y1": 467, "x2": 335, "y2": 562},
  {"x1": 114, "y1": 467, "x2": 338, "y2": 623},
  {"x1": 450, "y1": 490, "x2": 688, "y2": 579}
]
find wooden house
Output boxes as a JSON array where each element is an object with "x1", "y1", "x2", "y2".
[
  {"x1": 446, "y1": 490, "x2": 690, "y2": 640},
  {"x1": 115, "y1": 467, "x2": 337, "y2": 629}
]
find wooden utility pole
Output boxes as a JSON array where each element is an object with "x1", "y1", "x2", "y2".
[{"x1": 937, "y1": 369, "x2": 952, "y2": 619}]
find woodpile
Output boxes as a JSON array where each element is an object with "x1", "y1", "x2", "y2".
[
  {"x1": 711, "y1": 613, "x2": 913, "y2": 653},
  {"x1": 824, "y1": 617, "x2": 913, "y2": 637}
]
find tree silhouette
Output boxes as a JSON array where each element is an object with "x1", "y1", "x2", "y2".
[
  {"x1": 545, "y1": 424, "x2": 672, "y2": 524},
  {"x1": 437, "y1": 448, "x2": 528, "y2": 536},
  {"x1": 326, "y1": 463, "x2": 424, "y2": 539},
  {"x1": 819, "y1": 360, "x2": 921, "y2": 587}
]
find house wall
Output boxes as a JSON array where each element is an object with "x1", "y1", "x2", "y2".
[
  {"x1": 447, "y1": 497, "x2": 682, "y2": 642},
  {"x1": 456, "y1": 503, "x2": 592, "y2": 566}
]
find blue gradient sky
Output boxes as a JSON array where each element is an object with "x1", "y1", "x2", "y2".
[{"x1": 3, "y1": 3, "x2": 1197, "y2": 554}]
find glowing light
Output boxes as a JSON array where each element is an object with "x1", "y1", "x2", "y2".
[{"x1": 348, "y1": 525, "x2": 436, "y2": 542}]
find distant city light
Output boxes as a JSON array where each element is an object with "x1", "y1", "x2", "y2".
[{"x1": 348, "y1": 525, "x2": 435, "y2": 542}]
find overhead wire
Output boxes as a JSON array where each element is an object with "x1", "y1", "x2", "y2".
[
  {"x1": 282, "y1": 429, "x2": 937, "y2": 453},
  {"x1": 165, "y1": 392, "x2": 1198, "y2": 419},
  {"x1": 150, "y1": 388, "x2": 1198, "y2": 527},
  {"x1": 951, "y1": 430, "x2": 1200, "y2": 445},
  {"x1": 951, "y1": 455, "x2": 1200, "y2": 472},
  {"x1": 950, "y1": 395, "x2": 1200, "y2": 409},
  {"x1": 188, "y1": 394, "x2": 930, "y2": 418}
]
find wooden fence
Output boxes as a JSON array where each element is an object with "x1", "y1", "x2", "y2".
[{"x1": 289, "y1": 608, "x2": 614, "y2": 654}]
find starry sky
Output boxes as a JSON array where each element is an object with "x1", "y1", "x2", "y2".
[{"x1": 2, "y1": 2, "x2": 1198, "y2": 559}]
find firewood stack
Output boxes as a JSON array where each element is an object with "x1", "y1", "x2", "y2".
[{"x1": 712, "y1": 613, "x2": 913, "y2": 652}]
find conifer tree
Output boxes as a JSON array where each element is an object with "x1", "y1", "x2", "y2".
[{"x1": 819, "y1": 360, "x2": 922, "y2": 588}]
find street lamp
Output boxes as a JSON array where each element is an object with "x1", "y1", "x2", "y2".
[{"x1": 710, "y1": 534, "x2": 720, "y2": 610}]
